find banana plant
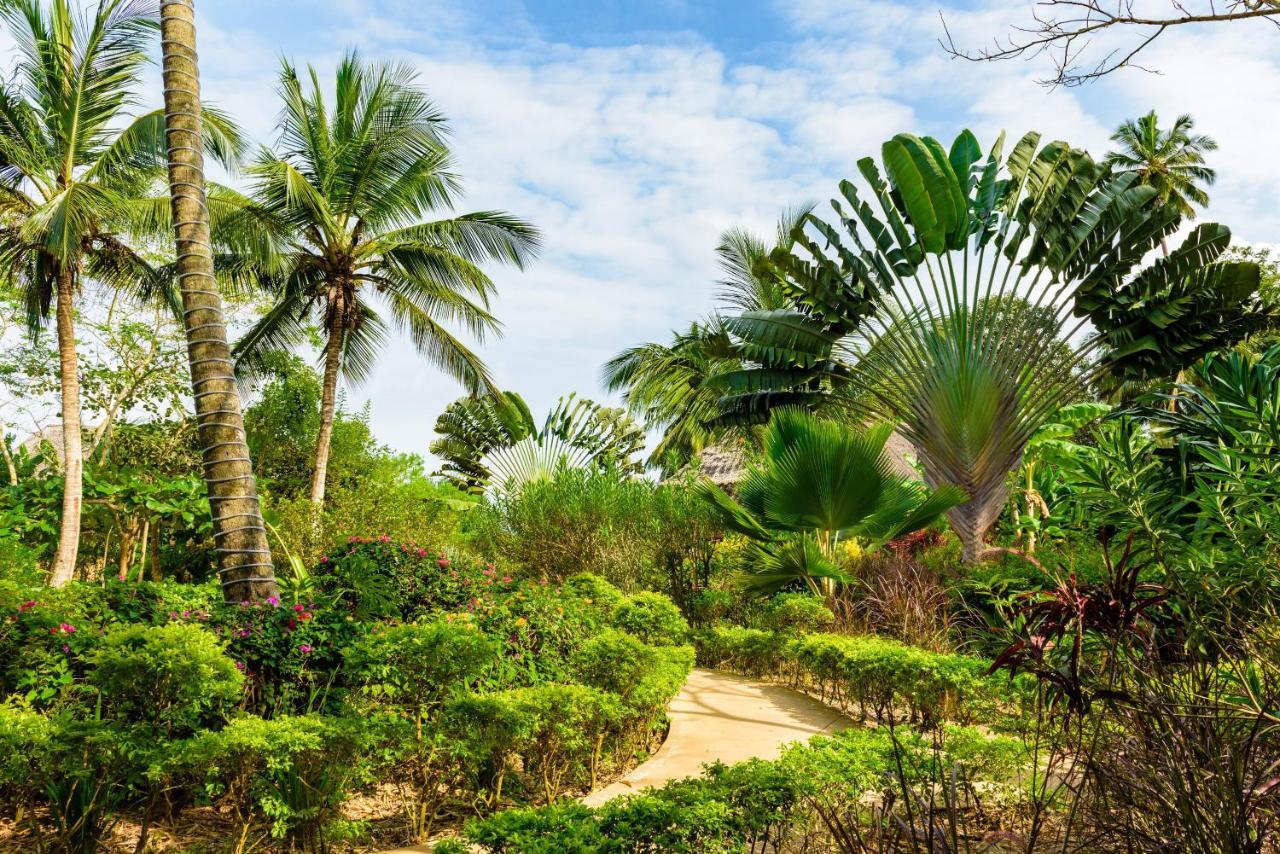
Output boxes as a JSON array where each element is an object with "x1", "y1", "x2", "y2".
[
  {"x1": 714, "y1": 129, "x2": 1272, "y2": 561},
  {"x1": 431, "y1": 391, "x2": 644, "y2": 495},
  {"x1": 1014, "y1": 401, "x2": 1111, "y2": 552},
  {"x1": 699, "y1": 409, "x2": 964, "y2": 596}
]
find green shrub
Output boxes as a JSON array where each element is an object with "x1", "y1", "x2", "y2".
[
  {"x1": 699, "y1": 627, "x2": 1021, "y2": 726},
  {"x1": 209, "y1": 596, "x2": 367, "y2": 717},
  {"x1": 346, "y1": 618, "x2": 500, "y2": 840},
  {"x1": 181, "y1": 714, "x2": 375, "y2": 849},
  {"x1": 761, "y1": 593, "x2": 835, "y2": 634},
  {"x1": 696, "y1": 626, "x2": 785, "y2": 677},
  {"x1": 460, "y1": 723, "x2": 1031, "y2": 853},
  {"x1": 448, "y1": 684, "x2": 623, "y2": 804},
  {"x1": 347, "y1": 617, "x2": 497, "y2": 711},
  {"x1": 89, "y1": 623, "x2": 242, "y2": 736},
  {"x1": 612, "y1": 591, "x2": 688, "y2": 646},
  {"x1": 564, "y1": 572, "x2": 626, "y2": 615}
]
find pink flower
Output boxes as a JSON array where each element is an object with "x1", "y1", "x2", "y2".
[
  {"x1": 437, "y1": 558, "x2": 451, "y2": 569},
  {"x1": 266, "y1": 595, "x2": 280, "y2": 607},
  {"x1": 18, "y1": 601, "x2": 37, "y2": 612},
  {"x1": 298, "y1": 643, "x2": 313, "y2": 654},
  {"x1": 234, "y1": 661, "x2": 245, "y2": 671},
  {"x1": 59, "y1": 623, "x2": 76, "y2": 634},
  {"x1": 239, "y1": 629, "x2": 251, "y2": 638},
  {"x1": 319, "y1": 555, "x2": 329, "y2": 563},
  {"x1": 502, "y1": 576, "x2": 512, "y2": 584},
  {"x1": 293, "y1": 603, "x2": 305, "y2": 612}
]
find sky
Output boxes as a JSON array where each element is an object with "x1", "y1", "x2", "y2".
[{"x1": 13, "y1": 0, "x2": 1280, "y2": 462}]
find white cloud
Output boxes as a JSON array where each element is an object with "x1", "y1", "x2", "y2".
[{"x1": 179, "y1": 0, "x2": 1280, "y2": 462}]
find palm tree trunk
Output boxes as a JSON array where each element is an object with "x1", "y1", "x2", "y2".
[
  {"x1": 159, "y1": 0, "x2": 276, "y2": 602},
  {"x1": 309, "y1": 304, "x2": 344, "y2": 506},
  {"x1": 48, "y1": 267, "x2": 83, "y2": 587}
]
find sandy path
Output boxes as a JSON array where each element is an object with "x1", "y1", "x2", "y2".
[{"x1": 581, "y1": 667, "x2": 851, "y2": 806}]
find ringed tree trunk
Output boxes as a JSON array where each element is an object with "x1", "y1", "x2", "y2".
[
  {"x1": 48, "y1": 266, "x2": 83, "y2": 587},
  {"x1": 159, "y1": 0, "x2": 276, "y2": 602},
  {"x1": 308, "y1": 294, "x2": 345, "y2": 506}
]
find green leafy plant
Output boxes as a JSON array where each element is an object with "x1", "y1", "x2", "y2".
[
  {"x1": 709, "y1": 129, "x2": 1271, "y2": 562},
  {"x1": 700, "y1": 409, "x2": 964, "y2": 595}
]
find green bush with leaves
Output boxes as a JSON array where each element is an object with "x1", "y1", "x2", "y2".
[
  {"x1": 612, "y1": 591, "x2": 689, "y2": 646},
  {"x1": 698, "y1": 626, "x2": 1020, "y2": 726},
  {"x1": 447, "y1": 684, "x2": 624, "y2": 805},
  {"x1": 760, "y1": 592, "x2": 835, "y2": 634},
  {"x1": 458, "y1": 724, "x2": 1030, "y2": 853},
  {"x1": 89, "y1": 623, "x2": 242, "y2": 736},
  {"x1": 179, "y1": 714, "x2": 376, "y2": 850}
]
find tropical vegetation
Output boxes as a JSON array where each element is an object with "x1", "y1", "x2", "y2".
[{"x1": 1, "y1": 1, "x2": 1279, "y2": 851}]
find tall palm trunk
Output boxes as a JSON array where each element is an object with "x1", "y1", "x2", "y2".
[
  {"x1": 48, "y1": 266, "x2": 83, "y2": 587},
  {"x1": 309, "y1": 300, "x2": 344, "y2": 506},
  {"x1": 159, "y1": 0, "x2": 276, "y2": 602}
]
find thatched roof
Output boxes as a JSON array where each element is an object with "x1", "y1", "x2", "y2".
[
  {"x1": 20, "y1": 423, "x2": 99, "y2": 464},
  {"x1": 674, "y1": 429, "x2": 922, "y2": 488}
]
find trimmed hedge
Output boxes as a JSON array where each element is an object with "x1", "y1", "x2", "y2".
[
  {"x1": 697, "y1": 627, "x2": 1025, "y2": 726},
  {"x1": 452, "y1": 724, "x2": 1032, "y2": 853}
]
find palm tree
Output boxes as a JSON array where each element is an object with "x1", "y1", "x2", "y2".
[
  {"x1": 431, "y1": 391, "x2": 644, "y2": 495},
  {"x1": 1104, "y1": 111, "x2": 1217, "y2": 225},
  {"x1": 158, "y1": 0, "x2": 276, "y2": 601},
  {"x1": 0, "y1": 0, "x2": 197, "y2": 585},
  {"x1": 699, "y1": 409, "x2": 964, "y2": 596},
  {"x1": 234, "y1": 53, "x2": 540, "y2": 509},
  {"x1": 712, "y1": 130, "x2": 1269, "y2": 562},
  {"x1": 603, "y1": 208, "x2": 813, "y2": 473}
]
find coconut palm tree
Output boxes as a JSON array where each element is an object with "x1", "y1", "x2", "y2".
[
  {"x1": 603, "y1": 208, "x2": 814, "y2": 473},
  {"x1": 699, "y1": 409, "x2": 964, "y2": 596},
  {"x1": 0, "y1": 0, "x2": 238, "y2": 585},
  {"x1": 233, "y1": 53, "x2": 540, "y2": 509},
  {"x1": 157, "y1": 0, "x2": 276, "y2": 601},
  {"x1": 1104, "y1": 111, "x2": 1217, "y2": 223}
]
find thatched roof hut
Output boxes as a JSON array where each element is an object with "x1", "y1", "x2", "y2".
[{"x1": 675, "y1": 429, "x2": 921, "y2": 489}]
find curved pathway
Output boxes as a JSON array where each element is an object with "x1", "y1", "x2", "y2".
[{"x1": 582, "y1": 667, "x2": 851, "y2": 806}]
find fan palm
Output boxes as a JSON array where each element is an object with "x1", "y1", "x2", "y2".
[
  {"x1": 1104, "y1": 111, "x2": 1217, "y2": 222},
  {"x1": 431, "y1": 391, "x2": 643, "y2": 495},
  {"x1": 233, "y1": 53, "x2": 540, "y2": 508},
  {"x1": 718, "y1": 130, "x2": 1270, "y2": 562},
  {"x1": 0, "y1": 0, "x2": 241, "y2": 585},
  {"x1": 700, "y1": 409, "x2": 964, "y2": 596}
]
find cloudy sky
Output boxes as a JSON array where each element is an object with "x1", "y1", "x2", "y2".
[{"x1": 60, "y1": 1, "x2": 1280, "y2": 458}]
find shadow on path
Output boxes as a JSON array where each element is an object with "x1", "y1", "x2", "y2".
[{"x1": 582, "y1": 667, "x2": 851, "y2": 806}]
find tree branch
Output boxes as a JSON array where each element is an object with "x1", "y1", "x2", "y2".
[{"x1": 940, "y1": 0, "x2": 1280, "y2": 86}]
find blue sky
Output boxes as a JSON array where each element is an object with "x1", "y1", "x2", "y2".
[{"x1": 22, "y1": 1, "x2": 1280, "y2": 461}]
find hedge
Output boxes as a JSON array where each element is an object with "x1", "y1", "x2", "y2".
[{"x1": 696, "y1": 627, "x2": 1026, "y2": 726}]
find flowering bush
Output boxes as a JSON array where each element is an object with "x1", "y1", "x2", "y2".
[{"x1": 206, "y1": 596, "x2": 364, "y2": 716}]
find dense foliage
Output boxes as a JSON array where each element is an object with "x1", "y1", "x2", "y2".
[{"x1": 0, "y1": 546, "x2": 692, "y2": 849}]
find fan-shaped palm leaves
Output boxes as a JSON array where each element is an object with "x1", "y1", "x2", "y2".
[
  {"x1": 431, "y1": 392, "x2": 643, "y2": 496},
  {"x1": 0, "y1": 0, "x2": 243, "y2": 584},
  {"x1": 230, "y1": 53, "x2": 540, "y2": 507},
  {"x1": 718, "y1": 129, "x2": 1270, "y2": 561},
  {"x1": 700, "y1": 409, "x2": 964, "y2": 595}
]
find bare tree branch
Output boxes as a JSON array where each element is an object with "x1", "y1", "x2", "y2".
[{"x1": 941, "y1": 0, "x2": 1280, "y2": 87}]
